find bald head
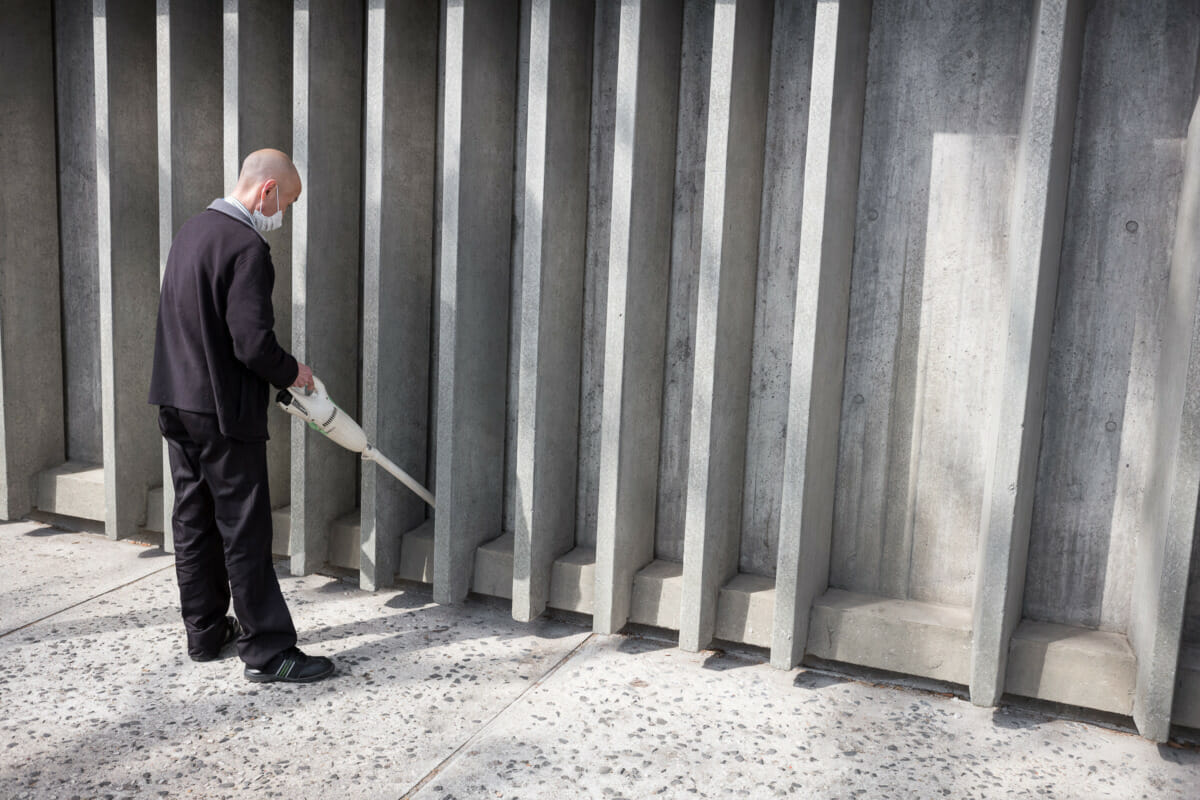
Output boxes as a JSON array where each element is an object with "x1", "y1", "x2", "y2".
[{"x1": 231, "y1": 148, "x2": 302, "y2": 222}]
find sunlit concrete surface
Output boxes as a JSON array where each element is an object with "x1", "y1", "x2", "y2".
[{"x1": 2, "y1": 520, "x2": 1197, "y2": 800}]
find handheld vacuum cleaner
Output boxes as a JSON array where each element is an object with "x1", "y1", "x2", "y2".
[{"x1": 277, "y1": 377, "x2": 436, "y2": 509}]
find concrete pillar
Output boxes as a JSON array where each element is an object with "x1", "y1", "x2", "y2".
[
  {"x1": 737, "y1": 0, "x2": 817, "y2": 582},
  {"x1": 511, "y1": 0, "x2": 593, "y2": 621},
  {"x1": 236, "y1": 0, "x2": 294, "y2": 517},
  {"x1": 1128, "y1": 97, "x2": 1200, "y2": 741},
  {"x1": 0, "y1": 0, "x2": 66, "y2": 519},
  {"x1": 655, "y1": 0, "x2": 714, "y2": 570},
  {"x1": 54, "y1": 1, "x2": 104, "y2": 471},
  {"x1": 770, "y1": 0, "x2": 871, "y2": 670},
  {"x1": 155, "y1": 0, "x2": 223, "y2": 550},
  {"x1": 289, "y1": 0, "x2": 363, "y2": 575},
  {"x1": 677, "y1": 0, "x2": 773, "y2": 652},
  {"x1": 573, "y1": 0, "x2": 621, "y2": 555},
  {"x1": 95, "y1": 0, "x2": 161, "y2": 540},
  {"x1": 432, "y1": 0, "x2": 519, "y2": 605},
  {"x1": 592, "y1": 0, "x2": 683, "y2": 635},
  {"x1": 359, "y1": 0, "x2": 438, "y2": 592},
  {"x1": 970, "y1": 0, "x2": 1088, "y2": 707}
]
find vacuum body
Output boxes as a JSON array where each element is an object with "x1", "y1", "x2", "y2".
[{"x1": 276, "y1": 377, "x2": 436, "y2": 509}]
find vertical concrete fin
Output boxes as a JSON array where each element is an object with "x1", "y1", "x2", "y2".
[
  {"x1": 970, "y1": 0, "x2": 1088, "y2": 706},
  {"x1": 155, "y1": 0, "x2": 222, "y2": 552},
  {"x1": 155, "y1": 0, "x2": 173, "y2": 551},
  {"x1": 1129, "y1": 95, "x2": 1200, "y2": 741},
  {"x1": 239, "y1": 0, "x2": 294, "y2": 532},
  {"x1": 432, "y1": 0, "x2": 518, "y2": 605},
  {"x1": 678, "y1": 0, "x2": 773, "y2": 653},
  {"x1": 289, "y1": 0, "x2": 364, "y2": 576},
  {"x1": 770, "y1": 0, "x2": 871, "y2": 670},
  {"x1": 512, "y1": 0, "x2": 593, "y2": 622},
  {"x1": 95, "y1": 0, "x2": 161, "y2": 541},
  {"x1": 222, "y1": 0, "x2": 238, "y2": 194},
  {"x1": 0, "y1": 0, "x2": 66, "y2": 520},
  {"x1": 360, "y1": 0, "x2": 437, "y2": 592},
  {"x1": 592, "y1": 0, "x2": 683, "y2": 635},
  {"x1": 360, "y1": 0, "x2": 386, "y2": 591}
]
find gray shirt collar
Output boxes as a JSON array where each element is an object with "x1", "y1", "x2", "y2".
[{"x1": 207, "y1": 197, "x2": 267, "y2": 243}]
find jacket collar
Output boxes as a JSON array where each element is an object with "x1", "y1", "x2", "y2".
[{"x1": 207, "y1": 197, "x2": 267, "y2": 243}]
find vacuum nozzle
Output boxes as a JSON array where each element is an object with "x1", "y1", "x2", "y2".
[{"x1": 277, "y1": 376, "x2": 435, "y2": 509}]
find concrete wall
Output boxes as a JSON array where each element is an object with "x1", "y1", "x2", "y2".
[
  {"x1": 833, "y1": 0, "x2": 1031, "y2": 607},
  {"x1": 0, "y1": 0, "x2": 65, "y2": 519},
  {"x1": 14, "y1": 0, "x2": 1200, "y2": 741},
  {"x1": 1028, "y1": 0, "x2": 1200, "y2": 633}
]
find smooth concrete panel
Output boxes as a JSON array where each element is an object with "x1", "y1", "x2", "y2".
[
  {"x1": 574, "y1": 0, "x2": 621, "y2": 551},
  {"x1": 591, "y1": 0, "x2": 683, "y2": 635},
  {"x1": 714, "y1": 572, "x2": 775, "y2": 648},
  {"x1": 506, "y1": 0, "x2": 534, "y2": 577},
  {"x1": 473, "y1": 532, "x2": 515, "y2": 600},
  {"x1": 808, "y1": 589, "x2": 973, "y2": 686},
  {"x1": 770, "y1": 0, "x2": 871, "y2": 670},
  {"x1": 512, "y1": 0, "x2": 593, "y2": 622},
  {"x1": 1130, "y1": 95, "x2": 1200, "y2": 741},
  {"x1": 1026, "y1": 0, "x2": 1200, "y2": 632},
  {"x1": 289, "y1": 0, "x2": 364, "y2": 575},
  {"x1": 737, "y1": 0, "x2": 817, "y2": 579},
  {"x1": 833, "y1": 0, "x2": 1030, "y2": 605},
  {"x1": 678, "y1": 0, "x2": 773, "y2": 652},
  {"x1": 238, "y1": 0, "x2": 295, "y2": 513},
  {"x1": 504, "y1": 0, "x2": 532, "y2": 548},
  {"x1": 156, "y1": 0, "x2": 223, "y2": 552},
  {"x1": 630, "y1": 559, "x2": 684, "y2": 630},
  {"x1": 1005, "y1": 620, "x2": 1136, "y2": 717},
  {"x1": 432, "y1": 0, "x2": 518, "y2": 604},
  {"x1": 145, "y1": 486, "x2": 163, "y2": 533},
  {"x1": 36, "y1": 463, "x2": 106, "y2": 523},
  {"x1": 95, "y1": 0, "x2": 163, "y2": 540},
  {"x1": 654, "y1": 0, "x2": 714, "y2": 565},
  {"x1": 1191, "y1": 531, "x2": 1200, "y2": 645},
  {"x1": 360, "y1": 0, "x2": 437, "y2": 591},
  {"x1": 271, "y1": 505, "x2": 290, "y2": 556},
  {"x1": 1173, "y1": 646, "x2": 1200, "y2": 729},
  {"x1": 398, "y1": 519, "x2": 435, "y2": 584},
  {"x1": 328, "y1": 509, "x2": 361, "y2": 571},
  {"x1": 549, "y1": 546, "x2": 595, "y2": 614},
  {"x1": 54, "y1": 0, "x2": 104, "y2": 467},
  {"x1": 970, "y1": 0, "x2": 1088, "y2": 707},
  {"x1": 0, "y1": 0, "x2": 66, "y2": 520}
]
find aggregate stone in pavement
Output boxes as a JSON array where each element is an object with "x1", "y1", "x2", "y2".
[
  {"x1": 0, "y1": 529, "x2": 588, "y2": 800},
  {"x1": 412, "y1": 637, "x2": 1200, "y2": 799},
  {"x1": 1, "y1": 522, "x2": 1199, "y2": 799},
  {"x1": 0, "y1": 520, "x2": 172, "y2": 635}
]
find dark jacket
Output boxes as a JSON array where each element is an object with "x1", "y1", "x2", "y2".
[{"x1": 148, "y1": 206, "x2": 298, "y2": 441}]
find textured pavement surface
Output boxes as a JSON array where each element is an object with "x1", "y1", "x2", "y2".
[{"x1": 1, "y1": 520, "x2": 1198, "y2": 799}]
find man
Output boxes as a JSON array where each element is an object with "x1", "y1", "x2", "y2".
[{"x1": 149, "y1": 149, "x2": 334, "y2": 683}]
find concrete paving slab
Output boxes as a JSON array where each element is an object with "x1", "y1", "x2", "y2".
[
  {"x1": 0, "y1": 520, "x2": 171, "y2": 636},
  {"x1": 0, "y1": 541, "x2": 587, "y2": 799},
  {"x1": 2, "y1": 521, "x2": 1198, "y2": 799},
  {"x1": 414, "y1": 636, "x2": 1200, "y2": 800}
]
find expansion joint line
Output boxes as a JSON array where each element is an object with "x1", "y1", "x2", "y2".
[
  {"x1": 0, "y1": 561, "x2": 176, "y2": 640},
  {"x1": 399, "y1": 632, "x2": 596, "y2": 799}
]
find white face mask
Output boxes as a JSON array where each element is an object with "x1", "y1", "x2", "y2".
[{"x1": 252, "y1": 186, "x2": 284, "y2": 233}]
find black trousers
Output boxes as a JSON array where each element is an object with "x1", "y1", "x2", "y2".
[{"x1": 158, "y1": 406, "x2": 296, "y2": 668}]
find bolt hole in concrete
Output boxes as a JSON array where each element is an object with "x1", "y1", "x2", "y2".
[{"x1": 1126, "y1": 219, "x2": 1139, "y2": 233}]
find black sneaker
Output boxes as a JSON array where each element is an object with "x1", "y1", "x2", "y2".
[
  {"x1": 244, "y1": 647, "x2": 335, "y2": 683},
  {"x1": 189, "y1": 616, "x2": 242, "y2": 663}
]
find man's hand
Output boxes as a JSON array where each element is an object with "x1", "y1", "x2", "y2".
[{"x1": 292, "y1": 362, "x2": 315, "y2": 394}]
